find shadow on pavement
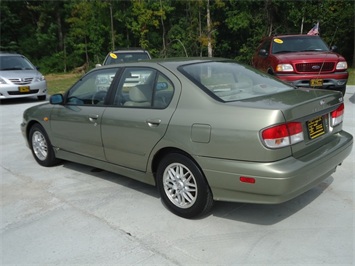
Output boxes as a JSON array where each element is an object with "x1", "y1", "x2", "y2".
[
  {"x1": 0, "y1": 97, "x2": 47, "y2": 105},
  {"x1": 60, "y1": 160, "x2": 334, "y2": 225},
  {"x1": 211, "y1": 176, "x2": 333, "y2": 224}
]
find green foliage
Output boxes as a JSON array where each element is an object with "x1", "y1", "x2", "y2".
[
  {"x1": 1, "y1": 0, "x2": 354, "y2": 70},
  {"x1": 348, "y1": 68, "x2": 355, "y2": 85},
  {"x1": 45, "y1": 73, "x2": 81, "y2": 94}
]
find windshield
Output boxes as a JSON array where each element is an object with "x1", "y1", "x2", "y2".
[
  {"x1": 0, "y1": 55, "x2": 35, "y2": 71},
  {"x1": 179, "y1": 61, "x2": 293, "y2": 102},
  {"x1": 272, "y1": 36, "x2": 330, "y2": 54},
  {"x1": 104, "y1": 52, "x2": 150, "y2": 65}
]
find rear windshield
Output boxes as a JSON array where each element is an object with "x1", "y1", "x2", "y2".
[
  {"x1": 104, "y1": 52, "x2": 150, "y2": 65},
  {"x1": 272, "y1": 36, "x2": 329, "y2": 54},
  {"x1": 179, "y1": 61, "x2": 292, "y2": 102}
]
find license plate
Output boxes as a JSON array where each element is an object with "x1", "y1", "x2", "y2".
[
  {"x1": 310, "y1": 79, "x2": 323, "y2": 87},
  {"x1": 307, "y1": 116, "x2": 325, "y2": 139},
  {"x1": 19, "y1": 86, "x2": 30, "y2": 93}
]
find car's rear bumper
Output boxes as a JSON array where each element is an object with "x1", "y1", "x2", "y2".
[{"x1": 198, "y1": 130, "x2": 353, "y2": 204}]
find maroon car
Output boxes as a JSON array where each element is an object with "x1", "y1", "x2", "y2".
[{"x1": 252, "y1": 35, "x2": 348, "y2": 95}]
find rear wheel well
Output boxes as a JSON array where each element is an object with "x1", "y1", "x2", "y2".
[
  {"x1": 151, "y1": 148, "x2": 208, "y2": 185},
  {"x1": 152, "y1": 148, "x2": 193, "y2": 176},
  {"x1": 151, "y1": 147, "x2": 212, "y2": 193}
]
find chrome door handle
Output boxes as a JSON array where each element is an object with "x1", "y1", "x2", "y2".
[
  {"x1": 89, "y1": 115, "x2": 99, "y2": 123},
  {"x1": 146, "y1": 119, "x2": 161, "y2": 127}
]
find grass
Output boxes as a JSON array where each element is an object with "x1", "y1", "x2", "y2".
[
  {"x1": 45, "y1": 68, "x2": 355, "y2": 96},
  {"x1": 347, "y1": 68, "x2": 355, "y2": 85},
  {"x1": 45, "y1": 73, "x2": 82, "y2": 95}
]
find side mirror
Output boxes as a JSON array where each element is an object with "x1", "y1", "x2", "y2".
[
  {"x1": 330, "y1": 45, "x2": 338, "y2": 52},
  {"x1": 50, "y1": 94, "x2": 64, "y2": 104},
  {"x1": 95, "y1": 63, "x2": 102, "y2": 68},
  {"x1": 258, "y1": 49, "x2": 268, "y2": 56}
]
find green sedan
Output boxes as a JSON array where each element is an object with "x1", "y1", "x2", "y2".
[{"x1": 21, "y1": 58, "x2": 353, "y2": 218}]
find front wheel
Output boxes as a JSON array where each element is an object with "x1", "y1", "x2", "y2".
[
  {"x1": 29, "y1": 124, "x2": 60, "y2": 167},
  {"x1": 156, "y1": 153, "x2": 213, "y2": 218}
]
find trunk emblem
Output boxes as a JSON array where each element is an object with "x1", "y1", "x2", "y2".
[{"x1": 319, "y1": 100, "x2": 325, "y2": 105}]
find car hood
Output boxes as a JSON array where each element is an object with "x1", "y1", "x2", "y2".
[
  {"x1": 230, "y1": 88, "x2": 343, "y2": 121},
  {"x1": 0, "y1": 69, "x2": 43, "y2": 78},
  {"x1": 274, "y1": 51, "x2": 345, "y2": 62}
]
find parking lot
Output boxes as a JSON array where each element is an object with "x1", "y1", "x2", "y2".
[{"x1": 1, "y1": 86, "x2": 354, "y2": 265}]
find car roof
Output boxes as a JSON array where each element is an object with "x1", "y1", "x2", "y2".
[
  {"x1": 0, "y1": 52, "x2": 23, "y2": 57},
  {"x1": 271, "y1": 34, "x2": 320, "y2": 38},
  {"x1": 258, "y1": 34, "x2": 322, "y2": 43},
  {"x1": 94, "y1": 57, "x2": 232, "y2": 73},
  {"x1": 110, "y1": 49, "x2": 149, "y2": 53}
]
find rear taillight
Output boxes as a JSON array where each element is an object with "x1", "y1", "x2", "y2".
[
  {"x1": 261, "y1": 122, "x2": 304, "y2": 148},
  {"x1": 331, "y1": 103, "x2": 344, "y2": 127}
]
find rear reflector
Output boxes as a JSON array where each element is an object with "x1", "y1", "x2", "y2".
[
  {"x1": 261, "y1": 122, "x2": 304, "y2": 148},
  {"x1": 240, "y1": 176, "x2": 256, "y2": 184}
]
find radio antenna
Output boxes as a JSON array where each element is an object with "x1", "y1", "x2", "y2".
[
  {"x1": 329, "y1": 26, "x2": 339, "y2": 48},
  {"x1": 316, "y1": 25, "x2": 339, "y2": 79}
]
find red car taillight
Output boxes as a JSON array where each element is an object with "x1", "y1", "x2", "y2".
[
  {"x1": 331, "y1": 103, "x2": 344, "y2": 127},
  {"x1": 261, "y1": 122, "x2": 304, "y2": 148}
]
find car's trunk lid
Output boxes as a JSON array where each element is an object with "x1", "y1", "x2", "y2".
[{"x1": 234, "y1": 88, "x2": 344, "y2": 157}]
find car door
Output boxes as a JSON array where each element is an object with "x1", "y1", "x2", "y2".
[
  {"x1": 253, "y1": 38, "x2": 271, "y2": 72},
  {"x1": 50, "y1": 67, "x2": 119, "y2": 160},
  {"x1": 101, "y1": 67, "x2": 178, "y2": 171}
]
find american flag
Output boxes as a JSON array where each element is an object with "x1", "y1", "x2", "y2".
[{"x1": 307, "y1": 22, "x2": 320, "y2": 35}]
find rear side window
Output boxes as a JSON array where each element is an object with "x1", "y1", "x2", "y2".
[
  {"x1": 113, "y1": 67, "x2": 174, "y2": 109},
  {"x1": 179, "y1": 61, "x2": 292, "y2": 102}
]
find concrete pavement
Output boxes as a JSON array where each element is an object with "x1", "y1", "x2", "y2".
[{"x1": 1, "y1": 86, "x2": 354, "y2": 265}]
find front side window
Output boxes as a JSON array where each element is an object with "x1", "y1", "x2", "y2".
[
  {"x1": 179, "y1": 61, "x2": 292, "y2": 102},
  {"x1": 114, "y1": 67, "x2": 174, "y2": 108},
  {"x1": 260, "y1": 39, "x2": 271, "y2": 54},
  {"x1": 66, "y1": 68, "x2": 118, "y2": 105}
]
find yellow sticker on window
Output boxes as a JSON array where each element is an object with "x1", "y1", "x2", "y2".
[
  {"x1": 274, "y1": 38, "x2": 283, "y2": 44},
  {"x1": 110, "y1": 53, "x2": 117, "y2": 59}
]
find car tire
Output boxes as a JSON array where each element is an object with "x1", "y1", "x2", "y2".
[
  {"x1": 29, "y1": 124, "x2": 60, "y2": 167},
  {"x1": 156, "y1": 153, "x2": 213, "y2": 218}
]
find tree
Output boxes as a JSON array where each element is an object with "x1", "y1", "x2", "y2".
[
  {"x1": 1, "y1": 0, "x2": 353, "y2": 71},
  {"x1": 66, "y1": 0, "x2": 110, "y2": 68}
]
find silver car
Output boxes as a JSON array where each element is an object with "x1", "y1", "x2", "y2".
[
  {"x1": 0, "y1": 53, "x2": 47, "y2": 102},
  {"x1": 21, "y1": 58, "x2": 353, "y2": 218}
]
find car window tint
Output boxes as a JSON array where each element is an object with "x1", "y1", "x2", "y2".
[
  {"x1": 114, "y1": 68, "x2": 174, "y2": 109},
  {"x1": 0, "y1": 55, "x2": 34, "y2": 70},
  {"x1": 272, "y1": 36, "x2": 329, "y2": 54},
  {"x1": 260, "y1": 39, "x2": 271, "y2": 53},
  {"x1": 153, "y1": 73, "x2": 174, "y2": 108},
  {"x1": 180, "y1": 61, "x2": 292, "y2": 102},
  {"x1": 105, "y1": 52, "x2": 150, "y2": 65},
  {"x1": 66, "y1": 68, "x2": 118, "y2": 105}
]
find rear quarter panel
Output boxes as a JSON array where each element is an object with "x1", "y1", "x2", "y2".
[{"x1": 161, "y1": 78, "x2": 292, "y2": 162}]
